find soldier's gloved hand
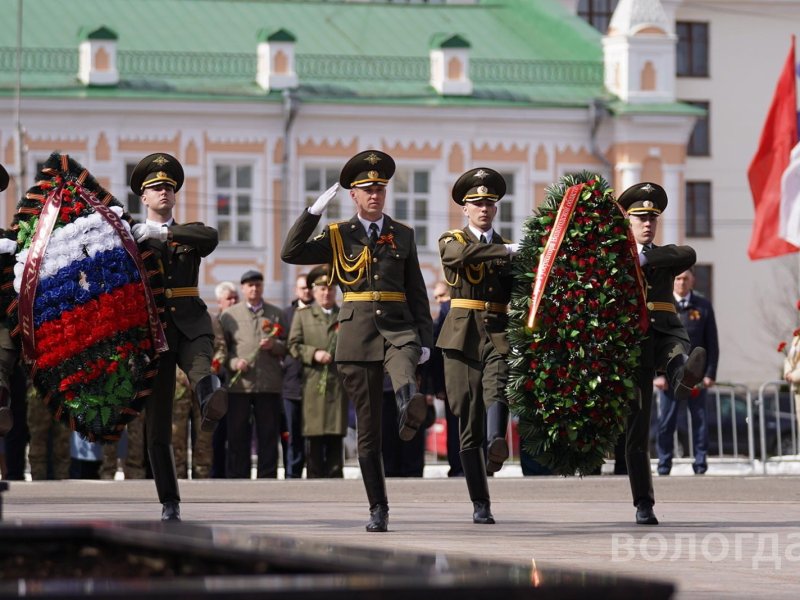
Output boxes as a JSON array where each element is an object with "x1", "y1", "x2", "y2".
[
  {"x1": 308, "y1": 183, "x2": 340, "y2": 216},
  {"x1": 132, "y1": 223, "x2": 169, "y2": 243},
  {"x1": 418, "y1": 347, "x2": 431, "y2": 365},
  {"x1": 0, "y1": 238, "x2": 17, "y2": 254},
  {"x1": 505, "y1": 243, "x2": 519, "y2": 256}
]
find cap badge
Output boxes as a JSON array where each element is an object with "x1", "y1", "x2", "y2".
[
  {"x1": 643, "y1": 200, "x2": 654, "y2": 208},
  {"x1": 368, "y1": 170, "x2": 379, "y2": 179},
  {"x1": 477, "y1": 186, "x2": 489, "y2": 195},
  {"x1": 156, "y1": 171, "x2": 168, "y2": 179},
  {"x1": 475, "y1": 169, "x2": 489, "y2": 179},
  {"x1": 153, "y1": 155, "x2": 169, "y2": 166},
  {"x1": 641, "y1": 183, "x2": 654, "y2": 193},
  {"x1": 365, "y1": 153, "x2": 381, "y2": 166}
]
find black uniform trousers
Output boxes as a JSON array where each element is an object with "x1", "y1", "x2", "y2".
[
  {"x1": 626, "y1": 330, "x2": 689, "y2": 506},
  {"x1": 146, "y1": 326, "x2": 214, "y2": 504}
]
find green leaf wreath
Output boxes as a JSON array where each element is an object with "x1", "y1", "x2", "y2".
[{"x1": 507, "y1": 172, "x2": 646, "y2": 476}]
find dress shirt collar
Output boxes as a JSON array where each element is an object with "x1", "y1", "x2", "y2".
[
  {"x1": 146, "y1": 218, "x2": 174, "y2": 227},
  {"x1": 469, "y1": 226, "x2": 494, "y2": 242},
  {"x1": 247, "y1": 301, "x2": 263, "y2": 313},
  {"x1": 357, "y1": 215, "x2": 384, "y2": 236}
]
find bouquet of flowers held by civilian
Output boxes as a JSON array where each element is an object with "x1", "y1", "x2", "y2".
[
  {"x1": 506, "y1": 172, "x2": 647, "y2": 476},
  {"x1": 0, "y1": 153, "x2": 167, "y2": 442},
  {"x1": 229, "y1": 318, "x2": 284, "y2": 385},
  {"x1": 317, "y1": 322, "x2": 340, "y2": 396}
]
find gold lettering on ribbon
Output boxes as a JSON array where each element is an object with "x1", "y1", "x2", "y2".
[{"x1": 526, "y1": 183, "x2": 584, "y2": 329}]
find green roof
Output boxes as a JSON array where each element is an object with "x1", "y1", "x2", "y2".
[
  {"x1": 79, "y1": 26, "x2": 118, "y2": 42},
  {"x1": 0, "y1": 0, "x2": 612, "y2": 107}
]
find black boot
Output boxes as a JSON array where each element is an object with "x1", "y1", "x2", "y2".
[
  {"x1": 635, "y1": 500, "x2": 659, "y2": 525},
  {"x1": 460, "y1": 447, "x2": 494, "y2": 524},
  {"x1": 395, "y1": 382, "x2": 427, "y2": 442},
  {"x1": 666, "y1": 347, "x2": 706, "y2": 402},
  {"x1": 148, "y1": 444, "x2": 181, "y2": 521},
  {"x1": 195, "y1": 374, "x2": 228, "y2": 432},
  {"x1": 0, "y1": 385, "x2": 12, "y2": 437},
  {"x1": 486, "y1": 402, "x2": 509, "y2": 474},
  {"x1": 358, "y1": 454, "x2": 389, "y2": 532}
]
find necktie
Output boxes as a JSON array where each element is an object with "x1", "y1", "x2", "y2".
[
  {"x1": 369, "y1": 223, "x2": 379, "y2": 247},
  {"x1": 479, "y1": 234, "x2": 487, "y2": 244},
  {"x1": 679, "y1": 299, "x2": 687, "y2": 311}
]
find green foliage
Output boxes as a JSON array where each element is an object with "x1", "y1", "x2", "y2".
[{"x1": 507, "y1": 172, "x2": 645, "y2": 475}]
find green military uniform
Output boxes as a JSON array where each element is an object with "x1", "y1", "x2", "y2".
[
  {"x1": 437, "y1": 167, "x2": 514, "y2": 525},
  {"x1": 288, "y1": 267, "x2": 347, "y2": 478},
  {"x1": 130, "y1": 153, "x2": 227, "y2": 519},
  {"x1": 26, "y1": 384, "x2": 70, "y2": 480},
  {"x1": 619, "y1": 182, "x2": 705, "y2": 525},
  {"x1": 281, "y1": 150, "x2": 433, "y2": 532},
  {"x1": 172, "y1": 367, "x2": 213, "y2": 478}
]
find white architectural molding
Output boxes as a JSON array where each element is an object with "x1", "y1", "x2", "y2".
[
  {"x1": 429, "y1": 34, "x2": 473, "y2": 96},
  {"x1": 78, "y1": 26, "x2": 119, "y2": 87},
  {"x1": 256, "y1": 28, "x2": 299, "y2": 92}
]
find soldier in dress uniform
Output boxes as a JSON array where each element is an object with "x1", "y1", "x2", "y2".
[
  {"x1": 281, "y1": 150, "x2": 433, "y2": 532},
  {"x1": 129, "y1": 153, "x2": 228, "y2": 520},
  {"x1": 437, "y1": 168, "x2": 517, "y2": 524},
  {"x1": 619, "y1": 182, "x2": 706, "y2": 525}
]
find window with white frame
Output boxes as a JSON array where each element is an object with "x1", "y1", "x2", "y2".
[
  {"x1": 497, "y1": 171, "x2": 516, "y2": 241},
  {"x1": 392, "y1": 167, "x2": 431, "y2": 248},
  {"x1": 304, "y1": 165, "x2": 342, "y2": 222},
  {"x1": 214, "y1": 163, "x2": 253, "y2": 244}
]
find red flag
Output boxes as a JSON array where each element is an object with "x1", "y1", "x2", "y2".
[{"x1": 747, "y1": 36, "x2": 798, "y2": 260}]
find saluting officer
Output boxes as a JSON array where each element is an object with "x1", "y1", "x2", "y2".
[
  {"x1": 281, "y1": 150, "x2": 433, "y2": 532},
  {"x1": 129, "y1": 153, "x2": 228, "y2": 520},
  {"x1": 0, "y1": 163, "x2": 16, "y2": 437},
  {"x1": 619, "y1": 182, "x2": 706, "y2": 526},
  {"x1": 437, "y1": 168, "x2": 516, "y2": 525}
]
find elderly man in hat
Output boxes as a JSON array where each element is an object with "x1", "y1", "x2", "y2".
[
  {"x1": 618, "y1": 181, "x2": 706, "y2": 526},
  {"x1": 0, "y1": 164, "x2": 16, "y2": 437},
  {"x1": 129, "y1": 152, "x2": 228, "y2": 520},
  {"x1": 219, "y1": 269, "x2": 287, "y2": 478},
  {"x1": 437, "y1": 167, "x2": 517, "y2": 524},
  {"x1": 282, "y1": 150, "x2": 433, "y2": 532}
]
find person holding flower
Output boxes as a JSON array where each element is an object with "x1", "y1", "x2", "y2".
[
  {"x1": 782, "y1": 325, "x2": 800, "y2": 434},
  {"x1": 288, "y1": 265, "x2": 347, "y2": 478},
  {"x1": 0, "y1": 163, "x2": 16, "y2": 437},
  {"x1": 619, "y1": 182, "x2": 707, "y2": 526},
  {"x1": 129, "y1": 153, "x2": 228, "y2": 521},
  {"x1": 219, "y1": 269, "x2": 288, "y2": 479},
  {"x1": 281, "y1": 150, "x2": 433, "y2": 533},
  {"x1": 437, "y1": 167, "x2": 517, "y2": 525}
]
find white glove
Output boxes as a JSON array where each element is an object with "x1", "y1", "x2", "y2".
[
  {"x1": 418, "y1": 347, "x2": 431, "y2": 365},
  {"x1": 308, "y1": 183, "x2": 339, "y2": 216},
  {"x1": 505, "y1": 243, "x2": 519, "y2": 256},
  {"x1": 0, "y1": 238, "x2": 17, "y2": 254},
  {"x1": 132, "y1": 223, "x2": 169, "y2": 243}
]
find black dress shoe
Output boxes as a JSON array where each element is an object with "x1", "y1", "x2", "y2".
[
  {"x1": 398, "y1": 393, "x2": 427, "y2": 442},
  {"x1": 161, "y1": 501, "x2": 181, "y2": 521},
  {"x1": 486, "y1": 438, "x2": 509, "y2": 474},
  {"x1": 366, "y1": 504, "x2": 388, "y2": 532},
  {"x1": 635, "y1": 502, "x2": 659, "y2": 525},
  {"x1": 693, "y1": 465, "x2": 707, "y2": 475},
  {"x1": 473, "y1": 501, "x2": 495, "y2": 525}
]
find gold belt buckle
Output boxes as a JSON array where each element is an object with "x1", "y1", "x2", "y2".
[
  {"x1": 646, "y1": 302, "x2": 654, "y2": 310},
  {"x1": 165, "y1": 289, "x2": 173, "y2": 299},
  {"x1": 484, "y1": 301, "x2": 491, "y2": 311},
  {"x1": 372, "y1": 291, "x2": 380, "y2": 301}
]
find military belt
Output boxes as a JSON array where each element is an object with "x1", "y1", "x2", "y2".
[
  {"x1": 164, "y1": 287, "x2": 199, "y2": 299},
  {"x1": 645, "y1": 301, "x2": 677, "y2": 313},
  {"x1": 343, "y1": 291, "x2": 407, "y2": 302},
  {"x1": 451, "y1": 299, "x2": 508, "y2": 314}
]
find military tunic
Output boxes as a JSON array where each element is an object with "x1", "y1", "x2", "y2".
[
  {"x1": 436, "y1": 228, "x2": 513, "y2": 450},
  {"x1": 281, "y1": 209, "x2": 433, "y2": 456},
  {"x1": 627, "y1": 243, "x2": 695, "y2": 507}
]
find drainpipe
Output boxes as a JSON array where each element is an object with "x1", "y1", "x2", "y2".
[
  {"x1": 589, "y1": 97, "x2": 612, "y2": 179},
  {"x1": 279, "y1": 89, "x2": 299, "y2": 307}
]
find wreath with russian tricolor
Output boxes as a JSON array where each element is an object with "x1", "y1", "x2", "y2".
[{"x1": 0, "y1": 153, "x2": 166, "y2": 441}]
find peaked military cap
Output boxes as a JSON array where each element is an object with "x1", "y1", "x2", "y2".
[
  {"x1": 452, "y1": 167, "x2": 506, "y2": 206},
  {"x1": 0, "y1": 163, "x2": 8, "y2": 192},
  {"x1": 306, "y1": 264, "x2": 330, "y2": 288},
  {"x1": 130, "y1": 153, "x2": 184, "y2": 195},
  {"x1": 339, "y1": 150, "x2": 395, "y2": 189},
  {"x1": 618, "y1": 182, "x2": 668, "y2": 215}
]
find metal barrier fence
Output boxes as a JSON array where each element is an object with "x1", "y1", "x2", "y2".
[{"x1": 757, "y1": 381, "x2": 799, "y2": 472}]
